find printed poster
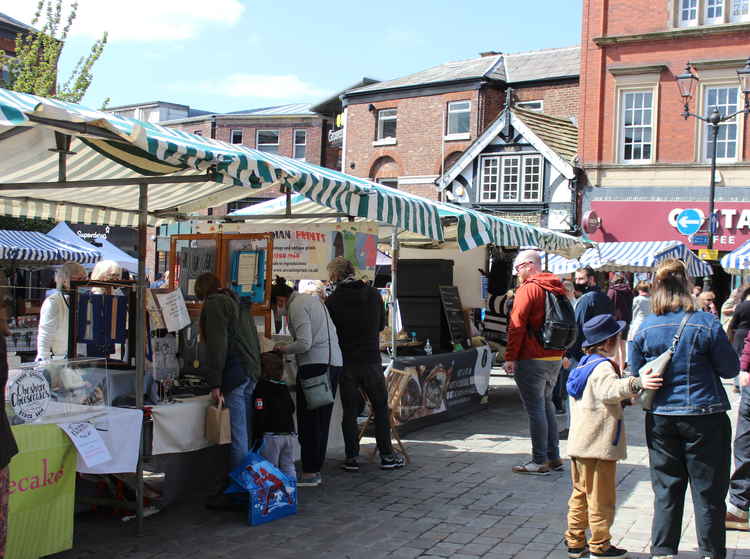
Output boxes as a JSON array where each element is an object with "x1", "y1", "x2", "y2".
[{"x1": 215, "y1": 221, "x2": 379, "y2": 281}]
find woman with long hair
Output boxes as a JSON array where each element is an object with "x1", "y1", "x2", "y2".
[{"x1": 631, "y1": 259, "x2": 738, "y2": 559}]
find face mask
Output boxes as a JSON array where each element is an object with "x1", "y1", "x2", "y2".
[{"x1": 574, "y1": 281, "x2": 589, "y2": 293}]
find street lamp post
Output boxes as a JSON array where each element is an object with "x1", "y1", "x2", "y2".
[{"x1": 676, "y1": 59, "x2": 750, "y2": 291}]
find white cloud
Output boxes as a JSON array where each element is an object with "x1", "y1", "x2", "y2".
[
  {"x1": 190, "y1": 73, "x2": 330, "y2": 100},
  {"x1": 3, "y1": 0, "x2": 245, "y2": 42}
]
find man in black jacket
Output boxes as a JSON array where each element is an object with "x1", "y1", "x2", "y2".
[{"x1": 325, "y1": 257, "x2": 404, "y2": 471}]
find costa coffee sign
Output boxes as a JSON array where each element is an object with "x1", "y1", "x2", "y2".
[{"x1": 589, "y1": 201, "x2": 750, "y2": 251}]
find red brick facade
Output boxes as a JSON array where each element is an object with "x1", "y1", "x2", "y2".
[{"x1": 515, "y1": 81, "x2": 580, "y2": 120}]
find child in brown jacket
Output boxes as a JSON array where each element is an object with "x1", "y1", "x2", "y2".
[{"x1": 564, "y1": 314, "x2": 662, "y2": 558}]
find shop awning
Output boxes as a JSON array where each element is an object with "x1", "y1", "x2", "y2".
[
  {"x1": 720, "y1": 240, "x2": 750, "y2": 275},
  {"x1": 47, "y1": 222, "x2": 139, "y2": 274},
  {"x1": 0, "y1": 230, "x2": 100, "y2": 263}
]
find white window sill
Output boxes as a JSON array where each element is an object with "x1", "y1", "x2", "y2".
[
  {"x1": 618, "y1": 159, "x2": 656, "y2": 165},
  {"x1": 373, "y1": 138, "x2": 397, "y2": 147},
  {"x1": 444, "y1": 133, "x2": 470, "y2": 141}
]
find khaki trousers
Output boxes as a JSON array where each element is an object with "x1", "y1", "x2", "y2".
[{"x1": 565, "y1": 457, "x2": 617, "y2": 554}]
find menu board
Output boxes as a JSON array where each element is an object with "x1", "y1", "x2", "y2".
[{"x1": 438, "y1": 286, "x2": 469, "y2": 348}]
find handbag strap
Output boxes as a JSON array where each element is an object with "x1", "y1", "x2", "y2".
[{"x1": 669, "y1": 312, "x2": 692, "y2": 353}]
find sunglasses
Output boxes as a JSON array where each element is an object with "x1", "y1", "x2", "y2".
[{"x1": 515, "y1": 261, "x2": 532, "y2": 273}]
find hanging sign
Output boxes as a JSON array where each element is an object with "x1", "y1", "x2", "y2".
[
  {"x1": 7, "y1": 370, "x2": 51, "y2": 423},
  {"x1": 698, "y1": 248, "x2": 719, "y2": 261}
]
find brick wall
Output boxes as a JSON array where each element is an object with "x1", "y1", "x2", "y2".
[{"x1": 515, "y1": 80, "x2": 580, "y2": 120}]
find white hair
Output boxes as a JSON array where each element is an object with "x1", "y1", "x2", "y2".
[
  {"x1": 513, "y1": 250, "x2": 541, "y2": 270},
  {"x1": 55, "y1": 262, "x2": 86, "y2": 290},
  {"x1": 91, "y1": 260, "x2": 122, "y2": 282}
]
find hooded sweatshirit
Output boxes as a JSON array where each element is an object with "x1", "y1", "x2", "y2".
[{"x1": 506, "y1": 272, "x2": 568, "y2": 361}]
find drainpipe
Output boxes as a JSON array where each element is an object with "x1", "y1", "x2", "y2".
[{"x1": 210, "y1": 115, "x2": 217, "y2": 139}]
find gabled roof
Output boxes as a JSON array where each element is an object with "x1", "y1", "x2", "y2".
[
  {"x1": 436, "y1": 106, "x2": 578, "y2": 190},
  {"x1": 226, "y1": 103, "x2": 316, "y2": 116},
  {"x1": 346, "y1": 55, "x2": 505, "y2": 95},
  {"x1": 0, "y1": 12, "x2": 36, "y2": 33},
  {"x1": 503, "y1": 46, "x2": 580, "y2": 83}
]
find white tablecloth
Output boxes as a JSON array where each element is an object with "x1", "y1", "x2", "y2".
[
  {"x1": 36, "y1": 402, "x2": 143, "y2": 474},
  {"x1": 150, "y1": 395, "x2": 214, "y2": 455}
]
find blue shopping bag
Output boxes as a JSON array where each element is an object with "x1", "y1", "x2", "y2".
[{"x1": 227, "y1": 451, "x2": 297, "y2": 525}]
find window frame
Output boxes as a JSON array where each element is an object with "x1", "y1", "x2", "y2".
[
  {"x1": 230, "y1": 129, "x2": 243, "y2": 144},
  {"x1": 446, "y1": 100, "x2": 471, "y2": 136},
  {"x1": 699, "y1": 82, "x2": 744, "y2": 163},
  {"x1": 731, "y1": 0, "x2": 750, "y2": 21},
  {"x1": 616, "y1": 86, "x2": 658, "y2": 164},
  {"x1": 293, "y1": 129, "x2": 307, "y2": 160},
  {"x1": 256, "y1": 129, "x2": 280, "y2": 153},
  {"x1": 478, "y1": 154, "x2": 544, "y2": 204},
  {"x1": 705, "y1": 0, "x2": 725, "y2": 23},
  {"x1": 516, "y1": 100, "x2": 544, "y2": 112},
  {"x1": 679, "y1": 0, "x2": 699, "y2": 26},
  {"x1": 376, "y1": 108, "x2": 398, "y2": 141}
]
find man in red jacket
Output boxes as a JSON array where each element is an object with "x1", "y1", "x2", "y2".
[{"x1": 505, "y1": 250, "x2": 566, "y2": 475}]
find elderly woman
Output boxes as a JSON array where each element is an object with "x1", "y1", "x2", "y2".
[
  {"x1": 36, "y1": 262, "x2": 87, "y2": 360},
  {"x1": 631, "y1": 259, "x2": 738, "y2": 559},
  {"x1": 271, "y1": 276, "x2": 343, "y2": 487}
]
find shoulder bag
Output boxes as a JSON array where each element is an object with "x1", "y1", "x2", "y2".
[
  {"x1": 639, "y1": 312, "x2": 692, "y2": 411},
  {"x1": 299, "y1": 301, "x2": 335, "y2": 410}
]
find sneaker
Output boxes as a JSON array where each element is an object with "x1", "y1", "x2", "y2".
[
  {"x1": 341, "y1": 458, "x2": 360, "y2": 472},
  {"x1": 591, "y1": 545, "x2": 628, "y2": 557},
  {"x1": 297, "y1": 473, "x2": 322, "y2": 487},
  {"x1": 726, "y1": 511, "x2": 749, "y2": 530},
  {"x1": 567, "y1": 545, "x2": 588, "y2": 558},
  {"x1": 511, "y1": 461, "x2": 550, "y2": 475},
  {"x1": 548, "y1": 458, "x2": 564, "y2": 472},
  {"x1": 380, "y1": 453, "x2": 405, "y2": 470}
]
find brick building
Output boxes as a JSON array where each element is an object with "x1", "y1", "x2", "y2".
[
  {"x1": 0, "y1": 12, "x2": 35, "y2": 86},
  {"x1": 341, "y1": 47, "x2": 580, "y2": 200},
  {"x1": 579, "y1": 0, "x2": 750, "y2": 262}
]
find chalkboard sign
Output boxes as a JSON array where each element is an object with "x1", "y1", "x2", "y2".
[{"x1": 438, "y1": 286, "x2": 469, "y2": 349}]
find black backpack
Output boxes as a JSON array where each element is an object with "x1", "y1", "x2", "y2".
[{"x1": 538, "y1": 289, "x2": 577, "y2": 351}]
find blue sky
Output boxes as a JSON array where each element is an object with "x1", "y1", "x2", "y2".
[{"x1": 5, "y1": 0, "x2": 582, "y2": 113}]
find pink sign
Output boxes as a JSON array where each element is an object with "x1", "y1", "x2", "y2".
[{"x1": 590, "y1": 200, "x2": 750, "y2": 251}]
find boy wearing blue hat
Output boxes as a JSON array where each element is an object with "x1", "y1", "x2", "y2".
[{"x1": 564, "y1": 314, "x2": 662, "y2": 558}]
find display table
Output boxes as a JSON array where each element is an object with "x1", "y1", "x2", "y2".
[
  {"x1": 149, "y1": 395, "x2": 214, "y2": 455},
  {"x1": 390, "y1": 345, "x2": 492, "y2": 433}
]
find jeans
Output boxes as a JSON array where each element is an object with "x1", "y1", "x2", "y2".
[
  {"x1": 296, "y1": 364, "x2": 341, "y2": 474},
  {"x1": 244, "y1": 377, "x2": 257, "y2": 451},
  {"x1": 260, "y1": 434, "x2": 296, "y2": 481},
  {"x1": 646, "y1": 412, "x2": 731, "y2": 558},
  {"x1": 513, "y1": 359, "x2": 561, "y2": 464},
  {"x1": 565, "y1": 457, "x2": 617, "y2": 554},
  {"x1": 225, "y1": 379, "x2": 249, "y2": 472},
  {"x1": 730, "y1": 387, "x2": 750, "y2": 514},
  {"x1": 340, "y1": 361, "x2": 393, "y2": 459}
]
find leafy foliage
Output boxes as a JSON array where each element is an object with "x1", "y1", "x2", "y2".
[{"x1": 0, "y1": 0, "x2": 107, "y2": 103}]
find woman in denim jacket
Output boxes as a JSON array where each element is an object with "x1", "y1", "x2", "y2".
[{"x1": 631, "y1": 259, "x2": 738, "y2": 559}]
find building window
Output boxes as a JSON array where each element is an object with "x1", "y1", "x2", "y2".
[
  {"x1": 294, "y1": 130, "x2": 306, "y2": 160},
  {"x1": 679, "y1": 0, "x2": 699, "y2": 25},
  {"x1": 256, "y1": 130, "x2": 279, "y2": 153},
  {"x1": 732, "y1": 0, "x2": 750, "y2": 21},
  {"x1": 377, "y1": 109, "x2": 397, "y2": 140},
  {"x1": 703, "y1": 85, "x2": 740, "y2": 161},
  {"x1": 226, "y1": 197, "x2": 263, "y2": 213},
  {"x1": 517, "y1": 100, "x2": 544, "y2": 112},
  {"x1": 706, "y1": 0, "x2": 725, "y2": 22},
  {"x1": 479, "y1": 155, "x2": 543, "y2": 203},
  {"x1": 619, "y1": 90, "x2": 654, "y2": 163},
  {"x1": 447, "y1": 101, "x2": 470, "y2": 135},
  {"x1": 376, "y1": 178, "x2": 398, "y2": 189},
  {"x1": 230, "y1": 129, "x2": 243, "y2": 144}
]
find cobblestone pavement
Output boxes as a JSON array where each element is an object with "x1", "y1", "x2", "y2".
[{"x1": 53, "y1": 376, "x2": 750, "y2": 559}]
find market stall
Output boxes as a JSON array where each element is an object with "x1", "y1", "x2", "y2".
[
  {"x1": 47, "y1": 222, "x2": 139, "y2": 275},
  {"x1": 721, "y1": 239, "x2": 750, "y2": 281}
]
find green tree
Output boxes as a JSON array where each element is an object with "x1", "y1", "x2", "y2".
[{"x1": 0, "y1": 0, "x2": 107, "y2": 103}]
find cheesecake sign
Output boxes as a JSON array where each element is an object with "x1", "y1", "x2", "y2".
[{"x1": 8, "y1": 370, "x2": 51, "y2": 422}]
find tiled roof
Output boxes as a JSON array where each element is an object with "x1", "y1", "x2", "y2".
[
  {"x1": 226, "y1": 103, "x2": 316, "y2": 116},
  {"x1": 347, "y1": 55, "x2": 505, "y2": 94},
  {"x1": 0, "y1": 12, "x2": 36, "y2": 32},
  {"x1": 503, "y1": 46, "x2": 580, "y2": 83},
  {"x1": 512, "y1": 106, "x2": 578, "y2": 161}
]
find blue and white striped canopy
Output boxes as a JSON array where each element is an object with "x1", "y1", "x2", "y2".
[
  {"x1": 721, "y1": 240, "x2": 750, "y2": 275},
  {"x1": 0, "y1": 230, "x2": 100, "y2": 263},
  {"x1": 536, "y1": 241, "x2": 711, "y2": 277}
]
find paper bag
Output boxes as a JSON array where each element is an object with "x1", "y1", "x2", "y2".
[{"x1": 205, "y1": 401, "x2": 231, "y2": 445}]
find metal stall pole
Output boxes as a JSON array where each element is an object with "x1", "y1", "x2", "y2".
[
  {"x1": 390, "y1": 228, "x2": 399, "y2": 360},
  {"x1": 135, "y1": 183, "x2": 148, "y2": 534}
]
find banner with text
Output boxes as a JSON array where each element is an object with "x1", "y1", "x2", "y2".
[
  {"x1": 215, "y1": 222, "x2": 379, "y2": 281},
  {"x1": 7, "y1": 424, "x2": 76, "y2": 559}
]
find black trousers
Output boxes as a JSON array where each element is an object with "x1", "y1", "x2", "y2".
[
  {"x1": 296, "y1": 364, "x2": 340, "y2": 475},
  {"x1": 340, "y1": 361, "x2": 393, "y2": 459},
  {"x1": 730, "y1": 387, "x2": 750, "y2": 513},
  {"x1": 646, "y1": 412, "x2": 731, "y2": 559}
]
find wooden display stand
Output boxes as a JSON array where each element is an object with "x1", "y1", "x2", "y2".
[
  {"x1": 357, "y1": 367, "x2": 410, "y2": 463},
  {"x1": 168, "y1": 232, "x2": 274, "y2": 336}
]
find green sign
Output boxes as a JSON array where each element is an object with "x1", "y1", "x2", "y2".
[{"x1": 7, "y1": 424, "x2": 76, "y2": 559}]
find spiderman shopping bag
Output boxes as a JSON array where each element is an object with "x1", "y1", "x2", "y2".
[{"x1": 228, "y1": 451, "x2": 296, "y2": 525}]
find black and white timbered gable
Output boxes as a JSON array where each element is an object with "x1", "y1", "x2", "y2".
[{"x1": 436, "y1": 106, "x2": 579, "y2": 232}]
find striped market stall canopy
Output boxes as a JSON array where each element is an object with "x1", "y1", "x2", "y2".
[
  {"x1": 0, "y1": 230, "x2": 100, "y2": 263},
  {"x1": 537, "y1": 251, "x2": 583, "y2": 275},
  {"x1": 720, "y1": 240, "x2": 750, "y2": 275}
]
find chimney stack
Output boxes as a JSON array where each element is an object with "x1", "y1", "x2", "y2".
[{"x1": 479, "y1": 51, "x2": 502, "y2": 57}]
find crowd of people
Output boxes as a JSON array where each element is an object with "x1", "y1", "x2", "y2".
[{"x1": 506, "y1": 249, "x2": 750, "y2": 559}]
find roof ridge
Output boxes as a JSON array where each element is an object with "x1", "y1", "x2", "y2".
[{"x1": 505, "y1": 45, "x2": 580, "y2": 56}]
